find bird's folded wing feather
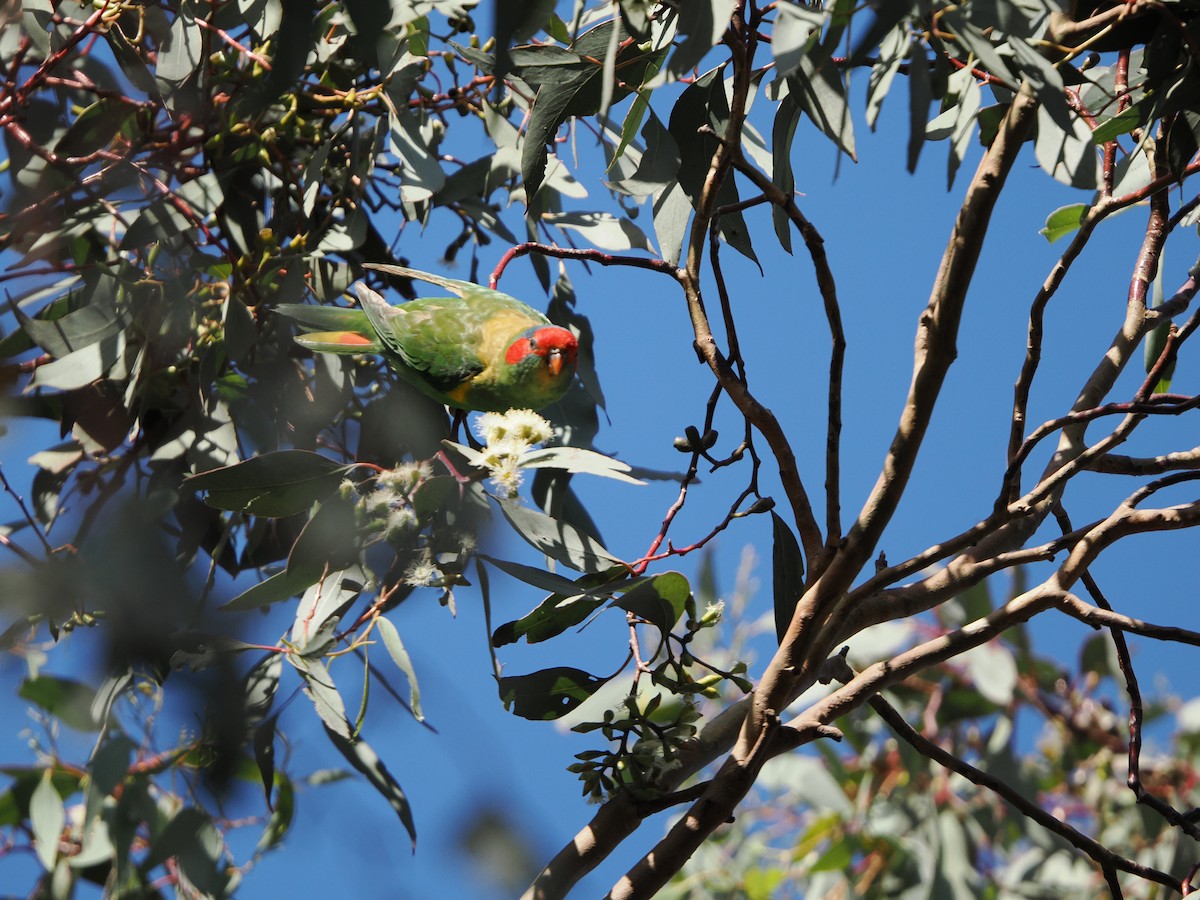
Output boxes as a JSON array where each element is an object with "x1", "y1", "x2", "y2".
[
  {"x1": 364, "y1": 262, "x2": 525, "y2": 307},
  {"x1": 355, "y1": 284, "x2": 487, "y2": 392}
]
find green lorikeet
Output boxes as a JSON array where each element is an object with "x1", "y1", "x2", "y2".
[{"x1": 276, "y1": 264, "x2": 579, "y2": 413}]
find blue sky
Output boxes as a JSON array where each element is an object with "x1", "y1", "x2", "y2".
[{"x1": 2, "y1": 29, "x2": 1199, "y2": 900}]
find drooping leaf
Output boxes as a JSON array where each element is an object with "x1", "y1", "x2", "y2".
[
  {"x1": 906, "y1": 42, "x2": 932, "y2": 173},
  {"x1": 771, "y1": 91, "x2": 801, "y2": 252},
  {"x1": 293, "y1": 656, "x2": 351, "y2": 738},
  {"x1": 29, "y1": 769, "x2": 65, "y2": 871},
  {"x1": 321, "y1": 725, "x2": 416, "y2": 848},
  {"x1": 771, "y1": 3, "x2": 827, "y2": 80},
  {"x1": 497, "y1": 497, "x2": 624, "y2": 573},
  {"x1": 771, "y1": 512, "x2": 805, "y2": 643},
  {"x1": 668, "y1": 65, "x2": 758, "y2": 263},
  {"x1": 374, "y1": 616, "x2": 424, "y2": 722},
  {"x1": 788, "y1": 61, "x2": 856, "y2": 161},
  {"x1": 252, "y1": 715, "x2": 279, "y2": 811},
  {"x1": 1145, "y1": 251, "x2": 1176, "y2": 393},
  {"x1": 520, "y1": 22, "x2": 659, "y2": 196}
]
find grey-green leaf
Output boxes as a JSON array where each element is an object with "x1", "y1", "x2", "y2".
[
  {"x1": 30, "y1": 769, "x2": 65, "y2": 871},
  {"x1": 497, "y1": 497, "x2": 623, "y2": 573}
]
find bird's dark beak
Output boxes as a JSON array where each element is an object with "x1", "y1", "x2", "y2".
[{"x1": 547, "y1": 349, "x2": 564, "y2": 376}]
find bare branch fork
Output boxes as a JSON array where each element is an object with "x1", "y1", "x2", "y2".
[{"x1": 523, "y1": 6, "x2": 1200, "y2": 898}]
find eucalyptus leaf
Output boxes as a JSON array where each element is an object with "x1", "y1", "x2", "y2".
[
  {"x1": 497, "y1": 666, "x2": 608, "y2": 720},
  {"x1": 771, "y1": 512, "x2": 805, "y2": 643},
  {"x1": 185, "y1": 450, "x2": 348, "y2": 517},
  {"x1": 497, "y1": 497, "x2": 623, "y2": 573},
  {"x1": 29, "y1": 769, "x2": 65, "y2": 871},
  {"x1": 612, "y1": 571, "x2": 690, "y2": 634}
]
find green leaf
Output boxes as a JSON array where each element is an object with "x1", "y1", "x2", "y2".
[
  {"x1": 612, "y1": 571, "x2": 690, "y2": 633},
  {"x1": 1091, "y1": 102, "x2": 1144, "y2": 144},
  {"x1": 483, "y1": 554, "x2": 618, "y2": 597},
  {"x1": 1080, "y1": 633, "x2": 1121, "y2": 680},
  {"x1": 810, "y1": 836, "x2": 854, "y2": 873},
  {"x1": 252, "y1": 716, "x2": 278, "y2": 811},
  {"x1": 906, "y1": 43, "x2": 931, "y2": 173},
  {"x1": 168, "y1": 632, "x2": 260, "y2": 671},
  {"x1": 389, "y1": 109, "x2": 445, "y2": 203},
  {"x1": 865, "y1": 20, "x2": 909, "y2": 129},
  {"x1": 1040, "y1": 203, "x2": 1088, "y2": 243},
  {"x1": 497, "y1": 666, "x2": 607, "y2": 720},
  {"x1": 184, "y1": 450, "x2": 348, "y2": 517},
  {"x1": 489, "y1": 562, "x2": 632, "y2": 646},
  {"x1": 287, "y1": 493, "x2": 360, "y2": 579},
  {"x1": 255, "y1": 770, "x2": 294, "y2": 853},
  {"x1": 497, "y1": 497, "x2": 623, "y2": 573},
  {"x1": 221, "y1": 566, "x2": 322, "y2": 611},
  {"x1": 19, "y1": 676, "x2": 99, "y2": 732},
  {"x1": 244, "y1": 652, "x2": 283, "y2": 725},
  {"x1": 10, "y1": 278, "x2": 123, "y2": 358},
  {"x1": 156, "y1": 6, "x2": 202, "y2": 86},
  {"x1": 771, "y1": 512, "x2": 805, "y2": 643},
  {"x1": 375, "y1": 616, "x2": 424, "y2": 722},
  {"x1": 1145, "y1": 256, "x2": 1177, "y2": 392},
  {"x1": 771, "y1": 91, "x2": 801, "y2": 253},
  {"x1": 30, "y1": 768, "x2": 65, "y2": 871}
]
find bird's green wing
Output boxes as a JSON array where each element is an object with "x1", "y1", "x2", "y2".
[
  {"x1": 355, "y1": 284, "x2": 491, "y2": 392},
  {"x1": 364, "y1": 263, "x2": 525, "y2": 308}
]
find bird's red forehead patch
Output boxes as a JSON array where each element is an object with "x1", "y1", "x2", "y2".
[{"x1": 535, "y1": 327, "x2": 578, "y2": 353}]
